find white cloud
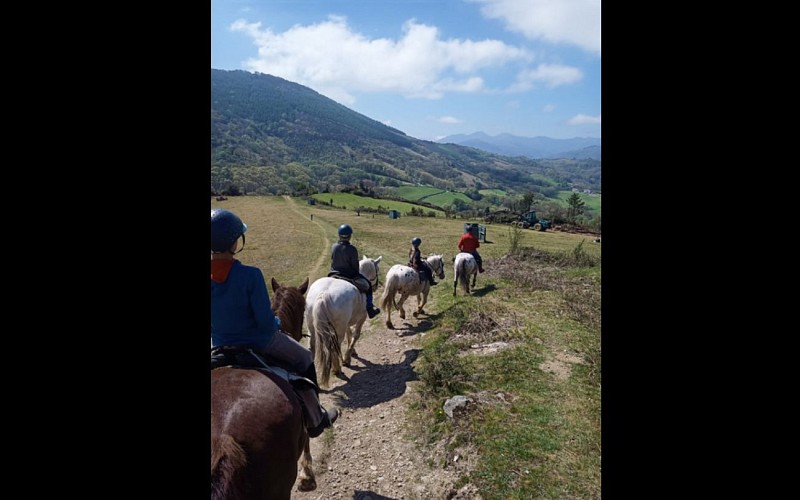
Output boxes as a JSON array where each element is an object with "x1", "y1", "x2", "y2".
[
  {"x1": 230, "y1": 16, "x2": 530, "y2": 104},
  {"x1": 508, "y1": 63, "x2": 582, "y2": 92},
  {"x1": 470, "y1": 0, "x2": 601, "y2": 54},
  {"x1": 568, "y1": 114, "x2": 601, "y2": 125},
  {"x1": 438, "y1": 116, "x2": 463, "y2": 124},
  {"x1": 542, "y1": 104, "x2": 556, "y2": 112}
]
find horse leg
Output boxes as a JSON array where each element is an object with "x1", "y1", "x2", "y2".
[
  {"x1": 384, "y1": 299, "x2": 394, "y2": 330},
  {"x1": 471, "y1": 272, "x2": 477, "y2": 289},
  {"x1": 296, "y1": 436, "x2": 316, "y2": 491},
  {"x1": 343, "y1": 326, "x2": 355, "y2": 365},
  {"x1": 346, "y1": 320, "x2": 365, "y2": 363},
  {"x1": 415, "y1": 290, "x2": 427, "y2": 316},
  {"x1": 397, "y1": 293, "x2": 408, "y2": 320}
]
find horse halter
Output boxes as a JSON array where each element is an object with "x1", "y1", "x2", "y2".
[
  {"x1": 428, "y1": 255, "x2": 445, "y2": 279},
  {"x1": 368, "y1": 264, "x2": 380, "y2": 291}
]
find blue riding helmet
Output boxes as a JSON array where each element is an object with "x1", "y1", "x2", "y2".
[
  {"x1": 211, "y1": 208, "x2": 247, "y2": 252},
  {"x1": 411, "y1": 237, "x2": 421, "y2": 247},
  {"x1": 338, "y1": 224, "x2": 353, "y2": 237}
]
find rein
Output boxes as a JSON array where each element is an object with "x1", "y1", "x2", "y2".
[{"x1": 370, "y1": 269, "x2": 380, "y2": 291}]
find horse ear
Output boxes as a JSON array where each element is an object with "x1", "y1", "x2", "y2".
[
  {"x1": 299, "y1": 277, "x2": 309, "y2": 295},
  {"x1": 375, "y1": 256, "x2": 382, "y2": 264},
  {"x1": 271, "y1": 277, "x2": 280, "y2": 292}
]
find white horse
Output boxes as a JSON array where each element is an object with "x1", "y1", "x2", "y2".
[
  {"x1": 304, "y1": 256, "x2": 381, "y2": 387},
  {"x1": 453, "y1": 252, "x2": 478, "y2": 296},
  {"x1": 379, "y1": 254, "x2": 445, "y2": 329}
]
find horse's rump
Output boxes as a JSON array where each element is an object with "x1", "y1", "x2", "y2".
[
  {"x1": 454, "y1": 252, "x2": 477, "y2": 294},
  {"x1": 305, "y1": 276, "x2": 368, "y2": 386},
  {"x1": 211, "y1": 367, "x2": 305, "y2": 500}
]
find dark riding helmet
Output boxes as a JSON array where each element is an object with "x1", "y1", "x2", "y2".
[
  {"x1": 211, "y1": 208, "x2": 247, "y2": 252},
  {"x1": 411, "y1": 237, "x2": 421, "y2": 247},
  {"x1": 338, "y1": 224, "x2": 353, "y2": 238}
]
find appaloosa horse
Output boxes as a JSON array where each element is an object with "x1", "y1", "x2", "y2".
[
  {"x1": 379, "y1": 254, "x2": 445, "y2": 329},
  {"x1": 211, "y1": 278, "x2": 317, "y2": 499}
]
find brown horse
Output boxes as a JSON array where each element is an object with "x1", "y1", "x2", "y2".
[
  {"x1": 211, "y1": 278, "x2": 316, "y2": 499},
  {"x1": 271, "y1": 277, "x2": 309, "y2": 342}
]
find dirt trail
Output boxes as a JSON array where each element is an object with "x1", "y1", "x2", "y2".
[
  {"x1": 288, "y1": 197, "x2": 473, "y2": 499},
  {"x1": 292, "y1": 315, "x2": 472, "y2": 500},
  {"x1": 283, "y1": 195, "x2": 330, "y2": 280}
]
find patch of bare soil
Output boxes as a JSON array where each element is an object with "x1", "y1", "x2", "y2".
[{"x1": 292, "y1": 316, "x2": 478, "y2": 500}]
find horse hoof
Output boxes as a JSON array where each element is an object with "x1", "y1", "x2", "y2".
[
  {"x1": 297, "y1": 478, "x2": 317, "y2": 492},
  {"x1": 412, "y1": 311, "x2": 419, "y2": 318},
  {"x1": 386, "y1": 321, "x2": 394, "y2": 329}
]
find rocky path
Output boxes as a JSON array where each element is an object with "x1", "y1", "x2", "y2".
[{"x1": 291, "y1": 316, "x2": 473, "y2": 500}]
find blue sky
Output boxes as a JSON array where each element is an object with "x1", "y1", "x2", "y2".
[{"x1": 211, "y1": 0, "x2": 600, "y2": 142}]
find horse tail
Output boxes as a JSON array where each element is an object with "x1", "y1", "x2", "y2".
[
  {"x1": 380, "y1": 273, "x2": 399, "y2": 311},
  {"x1": 311, "y1": 292, "x2": 342, "y2": 388},
  {"x1": 211, "y1": 433, "x2": 247, "y2": 500},
  {"x1": 457, "y1": 258, "x2": 470, "y2": 293}
]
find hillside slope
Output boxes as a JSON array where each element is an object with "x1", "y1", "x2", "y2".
[{"x1": 210, "y1": 69, "x2": 601, "y2": 197}]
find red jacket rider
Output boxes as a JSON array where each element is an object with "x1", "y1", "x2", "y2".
[{"x1": 457, "y1": 231, "x2": 484, "y2": 272}]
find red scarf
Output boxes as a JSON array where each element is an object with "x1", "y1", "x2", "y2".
[{"x1": 211, "y1": 259, "x2": 235, "y2": 283}]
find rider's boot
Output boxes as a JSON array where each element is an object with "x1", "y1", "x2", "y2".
[
  {"x1": 366, "y1": 290, "x2": 380, "y2": 318},
  {"x1": 267, "y1": 333, "x2": 339, "y2": 437},
  {"x1": 299, "y1": 363, "x2": 339, "y2": 438}
]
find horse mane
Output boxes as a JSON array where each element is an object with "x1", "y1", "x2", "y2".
[{"x1": 271, "y1": 277, "x2": 309, "y2": 342}]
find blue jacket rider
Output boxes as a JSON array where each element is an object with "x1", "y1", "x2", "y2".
[{"x1": 211, "y1": 208, "x2": 337, "y2": 437}]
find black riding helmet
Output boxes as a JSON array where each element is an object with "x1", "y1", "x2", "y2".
[
  {"x1": 211, "y1": 208, "x2": 247, "y2": 252},
  {"x1": 411, "y1": 237, "x2": 421, "y2": 247},
  {"x1": 338, "y1": 224, "x2": 353, "y2": 238}
]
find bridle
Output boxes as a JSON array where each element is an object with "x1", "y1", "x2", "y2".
[
  {"x1": 369, "y1": 262, "x2": 380, "y2": 291},
  {"x1": 427, "y1": 255, "x2": 445, "y2": 279}
]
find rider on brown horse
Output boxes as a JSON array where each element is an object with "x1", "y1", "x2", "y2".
[{"x1": 210, "y1": 208, "x2": 338, "y2": 437}]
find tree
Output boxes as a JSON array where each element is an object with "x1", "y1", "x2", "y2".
[
  {"x1": 522, "y1": 191, "x2": 535, "y2": 212},
  {"x1": 566, "y1": 192, "x2": 586, "y2": 223}
]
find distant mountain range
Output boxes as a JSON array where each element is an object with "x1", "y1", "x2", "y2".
[{"x1": 438, "y1": 132, "x2": 601, "y2": 160}]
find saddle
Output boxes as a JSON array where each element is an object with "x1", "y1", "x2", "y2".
[
  {"x1": 327, "y1": 271, "x2": 371, "y2": 293},
  {"x1": 210, "y1": 346, "x2": 317, "y2": 391}
]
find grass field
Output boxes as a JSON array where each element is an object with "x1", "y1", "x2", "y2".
[
  {"x1": 210, "y1": 195, "x2": 601, "y2": 499},
  {"x1": 309, "y1": 192, "x2": 446, "y2": 217},
  {"x1": 556, "y1": 190, "x2": 602, "y2": 212}
]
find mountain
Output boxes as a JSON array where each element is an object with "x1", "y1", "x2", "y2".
[
  {"x1": 210, "y1": 69, "x2": 601, "y2": 198},
  {"x1": 437, "y1": 132, "x2": 601, "y2": 160}
]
